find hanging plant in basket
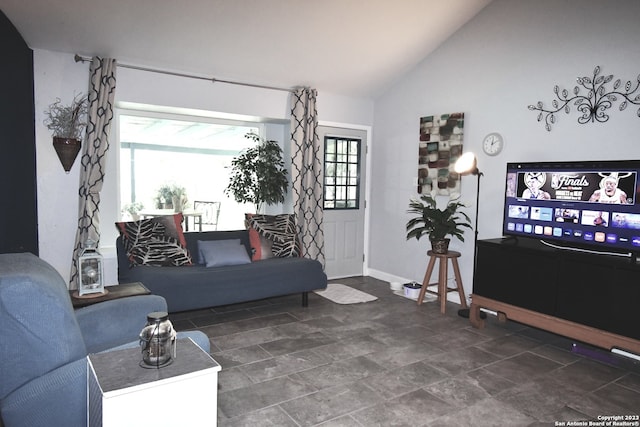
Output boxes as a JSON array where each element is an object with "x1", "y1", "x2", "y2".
[
  {"x1": 406, "y1": 194, "x2": 472, "y2": 254},
  {"x1": 43, "y1": 93, "x2": 88, "y2": 173}
]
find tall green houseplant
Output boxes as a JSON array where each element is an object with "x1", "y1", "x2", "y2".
[{"x1": 225, "y1": 132, "x2": 288, "y2": 212}]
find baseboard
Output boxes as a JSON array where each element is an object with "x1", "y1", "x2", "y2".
[
  {"x1": 366, "y1": 268, "x2": 413, "y2": 285},
  {"x1": 367, "y1": 268, "x2": 464, "y2": 305}
]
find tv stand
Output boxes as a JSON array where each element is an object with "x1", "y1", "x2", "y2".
[
  {"x1": 501, "y1": 235, "x2": 519, "y2": 244},
  {"x1": 470, "y1": 238, "x2": 640, "y2": 355}
]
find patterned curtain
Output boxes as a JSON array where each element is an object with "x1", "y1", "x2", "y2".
[
  {"x1": 69, "y1": 57, "x2": 117, "y2": 289},
  {"x1": 290, "y1": 88, "x2": 324, "y2": 266}
]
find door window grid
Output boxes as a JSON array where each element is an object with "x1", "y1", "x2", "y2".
[{"x1": 324, "y1": 137, "x2": 360, "y2": 209}]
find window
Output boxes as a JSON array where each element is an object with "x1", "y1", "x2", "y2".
[
  {"x1": 323, "y1": 136, "x2": 361, "y2": 209},
  {"x1": 118, "y1": 111, "x2": 260, "y2": 230}
]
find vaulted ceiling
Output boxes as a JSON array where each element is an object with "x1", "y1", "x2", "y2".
[{"x1": 1, "y1": 0, "x2": 492, "y2": 98}]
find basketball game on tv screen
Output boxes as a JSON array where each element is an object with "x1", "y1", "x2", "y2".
[{"x1": 502, "y1": 160, "x2": 640, "y2": 254}]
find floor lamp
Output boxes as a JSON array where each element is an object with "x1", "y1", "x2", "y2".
[{"x1": 453, "y1": 152, "x2": 485, "y2": 318}]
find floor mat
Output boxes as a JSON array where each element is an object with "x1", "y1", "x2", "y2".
[{"x1": 314, "y1": 283, "x2": 378, "y2": 304}]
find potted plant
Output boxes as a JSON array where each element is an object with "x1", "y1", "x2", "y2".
[
  {"x1": 224, "y1": 132, "x2": 288, "y2": 212},
  {"x1": 406, "y1": 194, "x2": 472, "y2": 254},
  {"x1": 170, "y1": 184, "x2": 188, "y2": 213},
  {"x1": 154, "y1": 184, "x2": 188, "y2": 211},
  {"x1": 155, "y1": 184, "x2": 174, "y2": 209},
  {"x1": 43, "y1": 93, "x2": 88, "y2": 173},
  {"x1": 122, "y1": 202, "x2": 144, "y2": 220}
]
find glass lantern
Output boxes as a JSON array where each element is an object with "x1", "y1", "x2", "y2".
[
  {"x1": 139, "y1": 311, "x2": 177, "y2": 368},
  {"x1": 78, "y1": 240, "x2": 104, "y2": 296}
]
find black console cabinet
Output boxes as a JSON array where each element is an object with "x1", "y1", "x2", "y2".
[{"x1": 471, "y1": 238, "x2": 640, "y2": 353}]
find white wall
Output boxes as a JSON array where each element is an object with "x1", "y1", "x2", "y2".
[
  {"x1": 34, "y1": 50, "x2": 90, "y2": 284},
  {"x1": 35, "y1": 0, "x2": 639, "y2": 293},
  {"x1": 369, "y1": 0, "x2": 640, "y2": 302},
  {"x1": 34, "y1": 50, "x2": 373, "y2": 284}
]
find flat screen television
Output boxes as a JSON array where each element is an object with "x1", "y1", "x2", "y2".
[{"x1": 502, "y1": 159, "x2": 640, "y2": 257}]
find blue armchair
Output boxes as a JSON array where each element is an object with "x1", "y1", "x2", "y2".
[{"x1": 0, "y1": 253, "x2": 210, "y2": 427}]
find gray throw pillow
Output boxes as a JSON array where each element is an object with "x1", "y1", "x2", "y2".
[
  {"x1": 198, "y1": 240, "x2": 251, "y2": 267},
  {"x1": 196, "y1": 239, "x2": 242, "y2": 264}
]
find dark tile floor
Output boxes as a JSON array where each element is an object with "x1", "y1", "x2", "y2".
[{"x1": 170, "y1": 276, "x2": 640, "y2": 427}]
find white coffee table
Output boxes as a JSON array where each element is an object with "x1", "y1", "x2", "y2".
[{"x1": 88, "y1": 338, "x2": 220, "y2": 426}]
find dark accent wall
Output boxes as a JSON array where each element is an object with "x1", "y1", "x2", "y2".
[{"x1": 0, "y1": 10, "x2": 38, "y2": 255}]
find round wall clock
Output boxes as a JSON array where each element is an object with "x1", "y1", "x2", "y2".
[{"x1": 482, "y1": 132, "x2": 504, "y2": 156}]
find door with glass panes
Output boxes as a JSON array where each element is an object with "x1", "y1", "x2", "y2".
[{"x1": 320, "y1": 126, "x2": 367, "y2": 279}]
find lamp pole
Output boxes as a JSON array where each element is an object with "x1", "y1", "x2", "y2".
[{"x1": 454, "y1": 153, "x2": 484, "y2": 319}]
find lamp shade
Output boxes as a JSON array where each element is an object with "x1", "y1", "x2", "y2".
[{"x1": 454, "y1": 152, "x2": 479, "y2": 176}]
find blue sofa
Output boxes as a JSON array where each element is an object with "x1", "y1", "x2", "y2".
[
  {"x1": 116, "y1": 229, "x2": 327, "y2": 313},
  {"x1": 0, "y1": 252, "x2": 210, "y2": 427}
]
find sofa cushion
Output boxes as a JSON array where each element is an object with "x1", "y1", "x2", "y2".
[
  {"x1": 247, "y1": 227, "x2": 274, "y2": 261},
  {"x1": 200, "y1": 241, "x2": 251, "y2": 267},
  {"x1": 117, "y1": 213, "x2": 187, "y2": 245},
  {"x1": 196, "y1": 239, "x2": 241, "y2": 264},
  {"x1": 115, "y1": 214, "x2": 192, "y2": 266},
  {"x1": 127, "y1": 234, "x2": 192, "y2": 267},
  {"x1": 245, "y1": 214, "x2": 301, "y2": 259},
  {"x1": 117, "y1": 254, "x2": 327, "y2": 312}
]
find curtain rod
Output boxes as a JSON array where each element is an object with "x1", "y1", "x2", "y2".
[{"x1": 74, "y1": 54, "x2": 295, "y2": 93}]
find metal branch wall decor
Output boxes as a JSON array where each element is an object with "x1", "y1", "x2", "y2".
[{"x1": 528, "y1": 66, "x2": 640, "y2": 131}]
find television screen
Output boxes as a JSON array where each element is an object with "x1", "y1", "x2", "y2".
[{"x1": 502, "y1": 160, "x2": 640, "y2": 256}]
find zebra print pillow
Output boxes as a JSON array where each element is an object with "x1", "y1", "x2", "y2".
[
  {"x1": 245, "y1": 214, "x2": 301, "y2": 258},
  {"x1": 116, "y1": 215, "x2": 192, "y2": 267},
  {"x1": 126, "y1": 233, "x2": 192, "y2": 267}
]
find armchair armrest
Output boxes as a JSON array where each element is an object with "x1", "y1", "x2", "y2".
[
  {"x1": 75, "y1": 294, "x2": 167, "y2": 353},
  {"x1": 1, "y1": 358, "x2": 87, "y2": 427}
]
